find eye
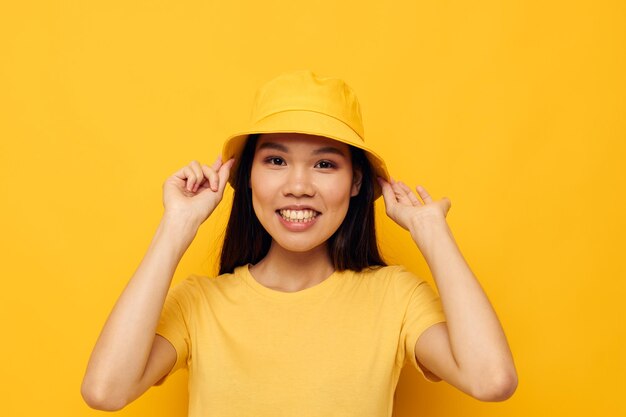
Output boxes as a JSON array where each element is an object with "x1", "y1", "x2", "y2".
[
  {"x1": 315, "y1": 160, "x2": 335, "y2": 169},
  {"x1": 265, "y1": 157, "x2": 285, "y2": 166}
]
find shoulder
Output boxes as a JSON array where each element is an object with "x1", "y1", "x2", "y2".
[
  {"x1": 168, "y1": 269, "x2": 240, "y2": 300},
  {"x1": 355, "y1": 264, "x2": 423, "y2": 283},
  {"x1": 350, "y1": 264, "x2": 426, "y2": 295},
  {"x1": 166, "y1": 274, "x2": 205, "y2": 304}
]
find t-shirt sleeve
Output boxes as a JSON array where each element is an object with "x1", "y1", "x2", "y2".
[
  {"x1": 154, "y1": 277, "x2": 194, "y2": 383},
  {"x1": 398, "y1": 269, "x2": 447, "y2": 381}
]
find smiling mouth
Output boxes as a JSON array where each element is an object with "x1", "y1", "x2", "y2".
[{"x1": 276, "y1": 209, "x2": 320, "y2": 223}]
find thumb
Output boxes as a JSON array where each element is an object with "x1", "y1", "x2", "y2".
[
  {"x1": 377, "y1": 177, "x2": 396, "y2": 209},
  {"x1": 210, "y1": 154, "x2": 223, "y2": 171},
  {"x1": 216, "y1": 158, "x2": 235, "y2": 194}
]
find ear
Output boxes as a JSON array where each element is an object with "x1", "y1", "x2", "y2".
[{"x1": 351, "y1": 168, "x2": 363, "y2": 197}]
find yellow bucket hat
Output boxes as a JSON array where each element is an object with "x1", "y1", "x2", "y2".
[{"x1": 222, "y1": 70, "x2": 390, "y2": 199}]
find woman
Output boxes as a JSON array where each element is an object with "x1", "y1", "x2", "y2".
[{"x1": 81, "y1": 70, "x2": 517, "y2": 414}]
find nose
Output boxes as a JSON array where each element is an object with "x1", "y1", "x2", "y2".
[{"x1": 281, "y1": 166, "x2": 316, "y2": 198}]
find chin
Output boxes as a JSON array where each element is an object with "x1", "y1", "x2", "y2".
[{"x1": 271, "y1": 235, "x2": 329, "y2": 254}]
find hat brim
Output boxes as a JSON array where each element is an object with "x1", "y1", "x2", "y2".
[{"x1": 222, "y1": 110, "x2": 389, "y2": 199}]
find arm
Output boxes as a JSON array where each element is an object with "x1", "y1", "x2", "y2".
[
  {"x1": 80, "y1": 215, "x2": 198, "y2": 410},
  {"x1": 377, "y1": 178, "x2": 518, "y2": 401},
  {"x1": 81, "y1": 157, "x2": 233, "y2": 410},
  {"x1": 411, "y1": 218, "x2": 517, "y2": 401}
]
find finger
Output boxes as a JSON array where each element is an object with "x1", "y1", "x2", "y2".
[
  {"x1": 391, "y1": 180, "x2": 412, "y2": 205},
  {"x1": 216, "y1": 158, "x2": 235, "y2": 194},
  {"x1": 201, "y1": 165, "x2": 219, "y2": 192},
  {"x1": 196, "y1": 160, "x2": 221, "y2": 192},
  {"x1": 172, "y1": 165, "x2": 191, "y2": 181},
  {"x1": 189, "y1": 160, "x2": 204, "y2": 192},
  {"x1": 416, "y1": 185, "x2": 433, "y2": 204},
  {"x1": 205, "y1": 156, "x2": 224, "y2": 192},
  {"x1": 183, "y1": 166, "x2": 197, "y2": 191},
  {"x1": 397, "y1": 182, "x2": 422, "y2": 206}
]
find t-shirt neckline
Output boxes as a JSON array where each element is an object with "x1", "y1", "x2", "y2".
[{"x1": 238, "y1": 263, "x2": 345, "y2": 301}]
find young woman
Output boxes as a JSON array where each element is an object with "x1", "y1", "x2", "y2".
[{"x1": 82, "y1": 71, "x2": 517, "y2": 415}]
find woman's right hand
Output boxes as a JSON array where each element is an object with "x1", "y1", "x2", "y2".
[{"x1": 162, "y1": 156, "x2": 235, "y2": 227}]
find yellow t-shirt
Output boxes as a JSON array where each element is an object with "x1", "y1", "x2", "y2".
[{"x1": 155, "y1": 264, "x2": 447, "y2": 417}]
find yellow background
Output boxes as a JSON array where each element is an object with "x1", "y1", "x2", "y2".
[{"x1": 1, "y1": 1, "x2": 624, "y2": 416}]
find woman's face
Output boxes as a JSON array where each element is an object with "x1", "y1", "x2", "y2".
[{"x1": 250, "y1": 132, "x2": 361, "y2": 253}]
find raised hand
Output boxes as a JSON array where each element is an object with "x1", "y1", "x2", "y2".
[
  {"x1": 162, "y1": 156, "x2": 235, "y2": 228},
  {"x1": 377, "y1": 177, "x2": 451, "y2": 231}
]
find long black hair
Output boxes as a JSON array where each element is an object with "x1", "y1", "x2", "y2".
[{"x1": 219, "y1": 133, "x2": 386, "y2": 274}]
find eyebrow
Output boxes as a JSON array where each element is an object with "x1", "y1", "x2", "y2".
[{"x1": 257, "y1": 142, "x2": 347, "y2": 157}]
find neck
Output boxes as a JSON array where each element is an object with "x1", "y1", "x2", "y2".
[{"x1": 249, "y1": 241, "x2": 335, "y2": 292}]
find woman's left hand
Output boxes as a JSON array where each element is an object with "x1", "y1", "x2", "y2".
[{"x1": 377, "y1": 177, "x2": 451, "y2": 231}]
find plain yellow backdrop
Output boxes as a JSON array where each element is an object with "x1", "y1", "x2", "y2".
[{"x1": 1, "y1": 1, "x2": 624, "y2": 416}]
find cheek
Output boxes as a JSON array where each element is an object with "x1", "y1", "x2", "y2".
[
  {"x1": 321, "y1": 175, "x2": 353, "y2": 213},
  {"x1": 250, "y1": 168, "x2": 277, "y2": 214}
]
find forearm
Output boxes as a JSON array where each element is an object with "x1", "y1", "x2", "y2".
[
  {"x1": 409, "y1": 217, "x2": 516, "y2": 388},
  {"x1": 82, "y1": 214, "x2": 198, "y2": 399}
]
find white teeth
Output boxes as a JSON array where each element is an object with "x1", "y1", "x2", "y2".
[{"x1": 278, "y1": 209, "x2": 319, "y2": 223}]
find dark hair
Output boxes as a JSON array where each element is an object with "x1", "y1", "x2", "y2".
[{"x1": 219, "y1": 133, "x2": 386, "y2": 275}]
